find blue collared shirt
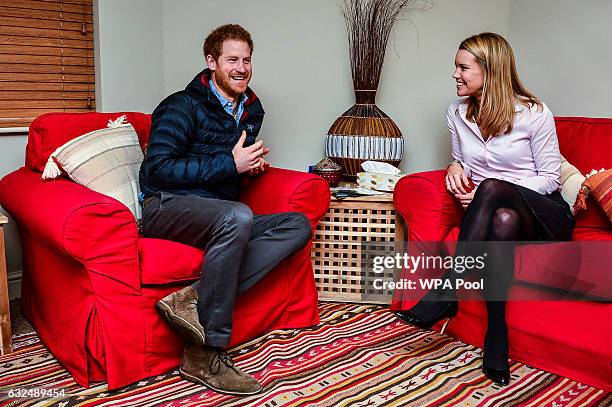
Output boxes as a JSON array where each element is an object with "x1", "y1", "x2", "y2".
[{"x1": 209, "y1": 79, "x2": 247, "y2": 125}]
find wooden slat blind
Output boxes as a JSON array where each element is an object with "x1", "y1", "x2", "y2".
[{"x1": 0, "y1": 0, "x2": 95, "y2": 128}]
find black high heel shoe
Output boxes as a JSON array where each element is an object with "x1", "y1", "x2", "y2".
[
  {"x1": 482, "y1": 331, "x2": 510, "y2": 386},
  {"x1": 482, "y1": 365, "x2": 510, "y2": 386},
  {"x1": 395, "y1": 301, "x2": 458, "y2": 335}
]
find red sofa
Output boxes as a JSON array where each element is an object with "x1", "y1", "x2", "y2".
[
  {"x1": 0, "y1": 112, "x2": 330, "y2": 390},
  {"x1": 392, "y1": 117, "x2": 612, "y2": 391}
]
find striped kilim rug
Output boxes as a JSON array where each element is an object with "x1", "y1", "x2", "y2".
[{"x1": 0, "y1": 302, "x2": 610, "y2": 406}]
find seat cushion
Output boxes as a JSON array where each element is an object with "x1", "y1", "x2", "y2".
[
  {"x1": 440, "y1": 227, "x2": 612, "y2": 299},
  {"x1": 514, "y1": 238, "x2": 612, "y2": 300},
  {"x1": 572, "y1": 226, "x2": 612, "y2": 241},
  {"x1": 139, "y1": 238, "x2": 203, "y2": 285}
]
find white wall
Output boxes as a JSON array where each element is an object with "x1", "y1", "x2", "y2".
[
  {"x1": 508, "y1": 0, "x2": 612, "y2": 117},
  {"x1": 94, "y1": 0, "x2": 165, "y2": 113},
  {"x1": 161, "y1": 0, "x2": 511, "y2": 174}
]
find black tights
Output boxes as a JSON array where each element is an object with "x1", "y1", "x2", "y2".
[
  {"x1": 459, "y1": 178, "x2": 538, "y2": 299},
  {"x1": 459, "y1": 178, "x2": 537, "y2": 242},
  {"x1": 413, "y1": 179, "x2": 540, "y2": 368}
]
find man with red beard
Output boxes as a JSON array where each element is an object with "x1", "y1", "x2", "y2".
[{"x1": 139, "y1": 24, "x2": 311, "y2": 396}]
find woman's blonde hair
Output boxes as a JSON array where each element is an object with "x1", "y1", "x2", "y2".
[{"x1": 460, "y1": 32, "x2": 541, "y2": 138}]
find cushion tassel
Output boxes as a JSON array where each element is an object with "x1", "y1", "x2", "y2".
[
  {"x1": 107, "y1": 115, "x2": 128, "y2": 128},
  {"x1": 41, "y1": 156, "x2": 62, "y2": 180},
  {"x1": 42, "y1": 156, "x2": 62, "y2": 179},
  {"x1": 573, "y1": 185, "x2": 589, "y2": 213}
]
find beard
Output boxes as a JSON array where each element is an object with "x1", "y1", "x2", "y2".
[{"x1": 213, "y1": 69, "x2": 248, "y2": 99}]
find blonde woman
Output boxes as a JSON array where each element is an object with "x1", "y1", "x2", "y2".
[{"x1": 396, "y1": 33, "x2": 574, "y2": 385}]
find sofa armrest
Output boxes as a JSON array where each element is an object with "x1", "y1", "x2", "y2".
[
  {"x1": 0, "y1": 167, "x2": 140, "y2": 289},
  {"x1": 240, "y1": 167, "x2": 330, "y2": 230},
  {"x1": 394, "y1": 170, "x2": 463, "y2": 242},
  {"x1": 392, "y1": 170, "x2": 464, "y2": 310}
]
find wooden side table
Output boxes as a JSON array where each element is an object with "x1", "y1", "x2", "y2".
[
  {"x1": 0, "y1": 214, "x2": 12, "y2": 354},
  {"x1": 311, "y1": 192, "x2": 405, "y2": 304}
]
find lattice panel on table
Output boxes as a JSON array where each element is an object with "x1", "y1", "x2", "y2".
[{"x1": 311, "y1": 203, "x2": 399, "y2": 304}]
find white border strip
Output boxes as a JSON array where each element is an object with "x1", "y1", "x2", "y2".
[{"x1": 0, "y1": 127, "x2": 28, "y2": 134}]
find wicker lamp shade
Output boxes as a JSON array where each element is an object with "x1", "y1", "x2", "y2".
[{"x1": 326, "y1": 90, "x2": 403, "y2": 177}]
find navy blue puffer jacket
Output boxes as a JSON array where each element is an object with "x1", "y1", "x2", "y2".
[{"x1": 139, "y1": 69, "x2": 265, "y2": 201}]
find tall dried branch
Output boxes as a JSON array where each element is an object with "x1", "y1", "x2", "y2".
[{"x1": 341, "y1": 0, "x2": 435, "y2": 92}]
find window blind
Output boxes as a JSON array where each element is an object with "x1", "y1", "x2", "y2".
[{"x1": 0, "y1": 0, "x2": 95, "y2": 128}]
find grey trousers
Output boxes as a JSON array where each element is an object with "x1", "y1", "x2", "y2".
[{"x1": 142, "y1": 192, "x2": 312, "y2": 348}]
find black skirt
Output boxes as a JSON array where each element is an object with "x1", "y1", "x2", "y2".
[{"x1": 503, "y1": 181, "x2": 574, "y2": 241}]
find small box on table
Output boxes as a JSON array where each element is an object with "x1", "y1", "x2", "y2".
[{"x1": 356, "y1": 172, "x2": 403, "y2": 192}]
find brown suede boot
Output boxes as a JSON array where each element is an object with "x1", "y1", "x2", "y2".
[
  {"x1": 156, "y1": 286, "x2": 206, "y2": 345},
  {"x1": 179, "y1": 344, "x2": 263, "y2": 396}
]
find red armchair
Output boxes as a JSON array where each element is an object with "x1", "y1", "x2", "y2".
[
  {"x1": 0, "y1": 112, "x2": 330, "y2": 389},
  {"x1": 392, "y1": 117, "x2": 612, "y2": 391}
]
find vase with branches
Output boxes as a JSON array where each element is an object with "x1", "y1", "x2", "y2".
[{"x1": 326, "y1": 0, "x2": 435, "y2": 177}]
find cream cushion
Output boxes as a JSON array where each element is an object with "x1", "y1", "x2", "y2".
[
  {"x1": 559, "y1": 155, "x2": 586, "y2": 215},
  {"x1": 41, "y1": 119, "x2": 144, "y2": 219}
]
